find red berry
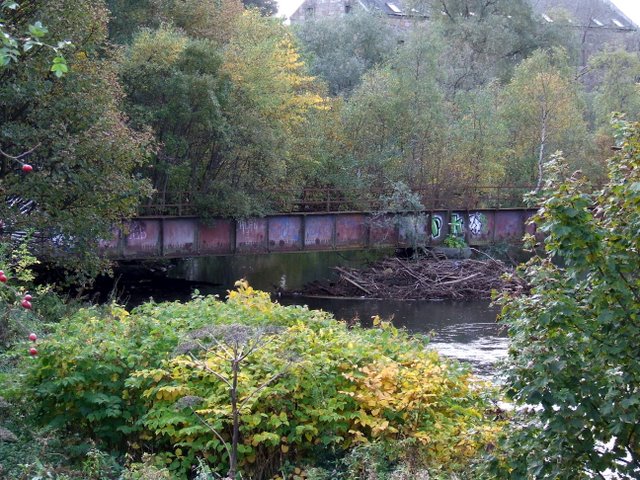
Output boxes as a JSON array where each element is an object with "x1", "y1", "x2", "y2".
[
  {"x1": 29, "y1": 333, "x2": 37, "y2": 342},
  {"x1": 24, "y1": 294, "x2": 32, "y2": 301},
  {"x1": 29, "y1": 347, "x2": 38, "y2": 356},
  {"x1": 21, "y1": 164, "x2": 33, "y2": 172},
  {"x1": 21, "y1": 299, "x2": 32, "y2": 309},
  {"x1": 0, "y1": 275, "x2": 7, "y2": 283}
]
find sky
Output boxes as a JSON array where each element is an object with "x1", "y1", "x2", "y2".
[
  {"x1": 276, "y1": 0, "x2": 302, "y2": 19},
  {"x1": 277, "y1": 0, "x2": 640, "y2": 26},
  {"x1": 611, "y1": 0, "x2": 640, "y2": 26}
]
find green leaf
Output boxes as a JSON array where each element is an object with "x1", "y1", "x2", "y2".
[
  {"x1": 27, "y1": 21, "x2": 48, "y2": 38},
  {"x1": 50, "y1": 56, "x2": 68, "y2": 77}
]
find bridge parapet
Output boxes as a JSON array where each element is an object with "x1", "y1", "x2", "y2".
[
  {"x1": 101, "y1": 209, "x2": 537, "y2": 260},
  {"x1": 139, "y1": 186, "x2": 534, "y2": 217}
]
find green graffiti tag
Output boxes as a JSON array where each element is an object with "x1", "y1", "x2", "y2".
[{"x1": 450, "y1": 213, "x2": 464, "y2": 236}]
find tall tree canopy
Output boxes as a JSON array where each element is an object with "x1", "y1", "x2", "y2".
[
  {"x1": 500, "y1": 48, "x2": 592, "y2": 188},
  {"x1": 295, "y1": 12, "x2": 397, "y2": 96},
  {"x1": 0, "y1": 0, "x2": 152, "y2": 279},
  {"x1": 122, "y1": 12, "x2": 326, "y2": 217}
]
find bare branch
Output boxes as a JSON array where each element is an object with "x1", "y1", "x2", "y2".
[
  {"x1": 188, "y1": 352, "x2": 232, "y2": 389},
  {"x1": 189, "y1": 406, "x2": 233, "y2": 462},
  {"x1": 0, "y1": 142, "x2": 40, "y2": 164}
]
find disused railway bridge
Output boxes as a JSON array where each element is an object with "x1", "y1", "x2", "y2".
[{"x1": 101, "y1": 208, "x2": 536, "y2": 260}]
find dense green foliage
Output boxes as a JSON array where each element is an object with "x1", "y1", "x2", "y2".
[
  {"x1": 2, "y1": 0, "x2": 640, "y2": 266},
  {"x1": 0, "y1": 1, "x2": 70, "y2": 71},
  {"x1": 290, "y1": 3, "x2": 637, "y2": 200},
  {"x1": 120, "y1": 9, "x2": 325, "y2": 216},
  {"x1": 16, "y1": 285, "x2": 498, "y2": 478},
  {"x1": 3, "y1": 1, "x2": 640, "y2": 479},
  {"x1": 295, "y1": 13, "x2": 397, "y2": 97},
  {"x1": 0, "y1": 0, "x2": 152, "y2": 280},
  {"x1": 489, "y1": 119, "x2": 640, "y2": 478}
]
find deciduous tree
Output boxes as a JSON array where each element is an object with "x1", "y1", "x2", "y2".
[
  {"x1": 295, "y1": 12, "x2": 397, "y2": 96},
  {"x1": 0, "y1": 0, "x2": 152, "y2": 280},
  {"x1": 492, "y1": 119, "x2": 640, "y2": 478},
  {"x1": 500, "y1": 48, "x2": 591, "y2": 189}
]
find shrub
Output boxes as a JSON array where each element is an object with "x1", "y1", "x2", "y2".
[
  {"x1": 21, "y1": 283, "x2": 499, "y2": 478},
  {"x1": 489, "y1": 119, "x2": 640, "y2": 478}
]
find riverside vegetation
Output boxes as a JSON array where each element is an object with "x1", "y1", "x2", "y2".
[
  {"x1": 2, "y1": 0, "x2": 640, "y2": 478},
  {"x1": 4, "y1": 129, "x2": 640, "y2": 477},
  {"x1": 1, "y1": 283, "x2": 501, "y2": 479},
  {"x1": 3, "y1": 0, "x2": 640, "y2": 282}
]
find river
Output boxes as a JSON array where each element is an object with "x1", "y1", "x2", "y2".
[
  {"x1": 98, "y1": 270, "x2": 508, "y2": 379},
  {"x1": 281, "y1": 296, "x2": 507, "y2": 380}
]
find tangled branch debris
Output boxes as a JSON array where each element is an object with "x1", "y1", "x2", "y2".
[{"x1": 298, "y1": 257, "x2": 527, "y2": 300}]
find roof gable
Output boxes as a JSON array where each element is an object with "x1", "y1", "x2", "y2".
[{"x1": 530, "y1": 0, "x2": 637, "y2": 29}]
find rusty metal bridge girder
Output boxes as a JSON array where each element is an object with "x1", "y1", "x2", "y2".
[{"x1": 101, "y1": 209, "x2": 537, "y2": 260}]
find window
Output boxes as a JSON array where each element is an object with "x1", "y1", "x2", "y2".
[
  {"x1": 345, "y1": 3, "x2": 352, "y2": 13},
  {"x1": 306, "y1": 6, "x2": 315, "y2": 17},
  {"x1": 386, "y1": 2, "x2": 402, "y2": 14},
  {"x1": 592, "y1": 18, "x2": 604, "y2": 27}
]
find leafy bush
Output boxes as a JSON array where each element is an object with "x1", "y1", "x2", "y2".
[
  {"x1": 20, "y1": 284, "x2": 499, "y2": 478},
  {"x1": 489, "y1": 119, "x2": 640, "y2": 478},
  {"x1": 443, "y1": 234, "x2": 467, "y2": 249}
]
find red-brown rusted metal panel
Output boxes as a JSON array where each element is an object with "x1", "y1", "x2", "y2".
[
  {"x1": 336, "y1": 214, "x2": 367, "y2": 247},
  {"x1": 268, "y1": 216, "x2": 302, "y2": 251},
  {"x1": 103, "y1": 208, "x2": 539, "y2": 259},
  {"x1": 304, "y1": 215, "x2": 334, "y2": 249},
  {"x1": 494, "y1": 210, "x2": 526, "y2": 242},
  {"x1": 122, "y1": 220, "x2": 161, "y2": 257},
  {"x1": 467, "y1": 211, "x2": 496, "y2": 245},
  {"x1": 236, "y1": 218, "x2": 268, "y2": 253},
  {"x1": 199, "y1": 219, "x2": 233, "y2": 254},
  {"x1": 370, "y1": 215, "x2": 398, "y2": 246},
  {"x1": 163, "y1": 219, "x2": 198, "y2": 255}
]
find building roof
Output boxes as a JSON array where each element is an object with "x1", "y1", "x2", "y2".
[
  {"x1": 356, "y1": 0, "x2": 426, "y2": 18},
  {"x1": 291, "y1": 0, "x2": 638, "y2": 28},
  {"x1": 529, "y1": 0, "x2": 637, "y2": 29},
  {"x1": 289, "y1": 0, "x2": 427, "y2": 22}
]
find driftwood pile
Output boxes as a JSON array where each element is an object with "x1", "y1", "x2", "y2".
[{"x1": 300, "y1": 257, "x2": 526, "y2": 300}]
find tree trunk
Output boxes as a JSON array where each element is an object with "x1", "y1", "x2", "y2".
[
  {"x1": 535, "y1": 109, "x2": 548, "y2": 193},
  {"x1": 228, "y1": 359, "x2": 239, "y2": 479}
]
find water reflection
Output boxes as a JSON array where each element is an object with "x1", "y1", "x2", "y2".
[{"x1": 281, "y1": 297, "x2": 507, "y2": 378}]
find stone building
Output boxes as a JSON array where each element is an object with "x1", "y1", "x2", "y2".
[
  {"x1": 289, "y1": 0, "x2": 426, "y2": 29},
  {"x1": 290, "y1": 0, "x2": 638, "y2": 62},
  {"x1": 529, "y1": 0, "x2": 638, "y2": 64}
]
